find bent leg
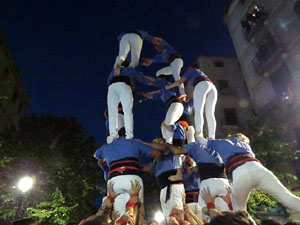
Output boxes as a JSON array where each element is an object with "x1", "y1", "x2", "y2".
[
  {"x1": 171, "y1": 58, "x2": 184, "y2": 94},
  {"x1": 129, "y1": 34, "x2": 143, "y2": 68}
]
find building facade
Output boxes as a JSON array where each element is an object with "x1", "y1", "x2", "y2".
[
  {"x1": 224, "y1": 0, "x2": 300, "y2": 138},
  {"x1": 0, "y1": 26, "x2": 30, "y2": 132},
  {"x1": 197, "y1": 55, "x2": 254, "y2": 138}
]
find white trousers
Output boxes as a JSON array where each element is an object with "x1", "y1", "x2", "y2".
[
  {"x1": 160, "y1": 184, "x2": 185, "y2": 222},
  {"x1": 114, "y1": 33, "x2": 143, "y2": 68},
  {"x1": 161, "y1": 102, "x2": 184, "y2": 144},
  {"x1": 187, "y1": 202, "x2": 202, "y2": 220},
  {"x1": 186, "y1": 125, "x2": 195, "y2": 143},
  {"x1": 106, "y1": 113, "x2": 124, "y2": 144},
  {"x1": 231, "y1": 161, "x2": 300, "y2": 213},
  {"x1": 108, "y1": 175, "x2": 144, "y2": 220},
  {"x1": 193, "y1": 81, "x2": 218, "y2": 139},
  {"x1": 199, "y1": 178, "x2": 230, "y2": 211},
  {"x1": 107, "y1": 82, "x2": 133, "y2": 142},
  {"x1": 156, "y1": 58, "x2": 185, "y2": 94}
]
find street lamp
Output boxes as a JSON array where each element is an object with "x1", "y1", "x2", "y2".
[
  {"x1": 154, "y1": 211, "x2": 164, "y2": 224},
  {"x1": 17, "y1": 176, "x2": 33, "y2": 193},
  {"x1": 16, "y1": 176, "x2": 34, "y2": 218}
]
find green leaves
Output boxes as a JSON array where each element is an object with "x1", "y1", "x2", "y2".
[{"x1": 0, "y1": 114, "x2": 104, "y2": 224}]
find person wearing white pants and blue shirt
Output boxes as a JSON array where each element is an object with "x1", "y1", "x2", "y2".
[
  {"x1": 107, "y1": 66, "x2": 150, "y2": 143},
  {"x1": 94, "y1": 129, "x2": 167, "y2": 222},
  {"x1": 142, "y1": 75, "x2": 185, "y2": 144},
  {"x1": 166, "y1": 64, "x2": 217, "y2": 140},
  {"x1": 197, "y1": 134, "x2": 300, "y2": 218},
  {"x1": 114, "y1": 30, "x2": 159, "y2": 75},
  {"x1": 142, "y1": 39, "x2": 185, "y2": 95},
  {"x1": 166, "y1": 142, "x2": 232, "y2": 213}
]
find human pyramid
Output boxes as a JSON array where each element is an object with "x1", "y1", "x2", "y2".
[{"x1": 89, "y1": 30, "x2": 300, "y2": 225}]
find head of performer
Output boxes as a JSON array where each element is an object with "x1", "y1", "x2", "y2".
[
  {"x1": 152, "y1": 137, "x2": 166, "y2": 144},
  {"x1": 228, "y1": 133, "x2": 250, "y2": 144},
  {"x1": 118, "y1": 127, "x2": 126, "y2": 138},
  {"x1": 182, "y1": 156, "x2": 195, "y2": 173},
  {"x1": 157, "y1": 74, "x2": 170, "y2": 81},
  {"x1": 121, "y1": 60, "x2": 129, "y2": 67},
  {"x1": 155, "y1": 43, "x2": 164, "y2": 53},
  {"x1": 209, "y1": 211, "x2": 254, "y2": 225},
  {"x1": 186, "y1": 63, "x2": 200, "y2": 72},
  {"x1": 178, "y1": 120, "x2": 188, "y2": 133}
]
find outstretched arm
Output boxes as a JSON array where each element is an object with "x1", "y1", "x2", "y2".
[
  {"x1": 165, "y1": 77, "x2": 187, "y2": 90},
  {"x1": 166, "y1": 143, "x2": 187, "y2": 155},
  {"x1": 141, "y1": 90, "x2": 160, "y2": 99}
]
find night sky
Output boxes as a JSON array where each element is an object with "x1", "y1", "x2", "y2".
[{"x1": 0, "y1": 0, "x2": 236, "y2": 143}]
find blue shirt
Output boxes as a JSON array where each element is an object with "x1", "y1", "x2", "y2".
[
  {"x1": 154, "y1": 152, "x2": 182, "y2": 177},
  {"x1": 107, "y1": 67, "x2": 149, "y2": 86},
  {"x1": 182, "y1": 170, "x2": 200, "y2": 192},
  {"x1": 117, "y1": 30, "x2": 154, "y2": 43},
  {"x1": 94, "y1": 137, "x2": 152, "y2": 166},
  {"x1": 184, "y1": 142, "x2": 223, "y2": 164},
  {"x1": 152, "y1": 79, "x2": 178, "y2": 103},
  {"x1": 171, "y1": 123, "x2": 186, "y2": 141},
  {"x1": 152, "y1": 39, "x2": 177, "y2": 63},
  {"x1": 182, "y1": 69, "x2": 208, "y2": 85},
  {"x1": 207, "y1": 137, "x2": 255, "y2": 165},
  {"x1": 183, "y1": 100, "x2": 193, "y2": 116}
]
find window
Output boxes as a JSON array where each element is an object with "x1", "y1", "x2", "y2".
[
  {"x1": 214, "y1": 61, "x2": 224, "y2": 67},
  {"x1": 270, "y1": 64, "x2": 293, "y2": 102},
  {"x1": 218, "y1": 80, "x2": 232, "y2": 95},
  {"x1": 295, "y1": 0, "x2": 300, "y2": 20},
  {"x1": 224, "y1": 108, "x2": 238, "y2": 125}
]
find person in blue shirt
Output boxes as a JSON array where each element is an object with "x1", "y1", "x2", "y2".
[
  {"x1": 151, "y1": 137, "x2": 185, "y2": 224},
  {"x1": 107, "y1": 63, "x2": 151, "y2": 143},
  {"x1": 141, "y1": 74, "x2": 186, "y2": 144},
  {"x1": 166, "y1": 64, "x2": 218, "y2": 140},
  {"x1": 114, "y1": 30, "x2": 159, "y2": 76},
  {"x1": 142, "y1": 38, "x2": 185, "y2": 95},
  {"x1": 161, "y1": 120, "x2": 188, "y2": 147},
  {"x1": 182, "y1": 156, "x2": 202, "y2": 219},
  {"x1": 197, "y1": 134, "x2": 300, "y2": 217},
  {"x1": 166, "y1": 142, "x2": 231, "y2": 213},
  {"x1": 94, "y1": 128, "x2": 167, "y2": 222}
]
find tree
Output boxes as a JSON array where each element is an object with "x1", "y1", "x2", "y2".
[{"x1": 0, "y1": 114, "x2": 104, "y2": 224}]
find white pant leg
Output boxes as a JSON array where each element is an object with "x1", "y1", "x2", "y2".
[
  {"x1": 187, "y1": 202, "x2": 202, "y2": 220},
  {"x1": 193, "y1": 81, "x2": 212, "y2": 138},
  {"x1": 118, "y1": 83, "x2": 134, "y2": 139},
  {"x1": 171, "y1": 58, "x2": 184, "y2": 94},
  {"x1": 199, "y1": 178, "x2": 230, "y2": 211},
  {"x1": 186, "y1": 125, "x2": 195, "y2": 143},
  {"x1": 232, "y1": 161, "x2": 300, "y2": 212},
  {"x1": 204, "y1": 84, "x2": 218, "y2": 139},
  {"x1": 114, "y1": 34, "x2": 131, "y2": 67},
  {"x1": 108, "y1": 175, "x2": 144, "y2": 220},
  {"x1": 162, "y1": 102, "x2": 184, "y2": 144},
  {"x1": 107, "y1": 84, "x2": 121, "y2": 140},
  {"x1": 160, "y1": 184, "x2": 185, "y2": 222},
  {"x1": 128, "y1": 34, "x2": 143, "y2": 68},
  {"x1": 156, "y1": 65, "x2": 172, "y2": 76}
]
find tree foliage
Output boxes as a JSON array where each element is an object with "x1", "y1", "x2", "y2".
[{"x1": 0, "y1": 114, "x2": 104, "y2": 224}]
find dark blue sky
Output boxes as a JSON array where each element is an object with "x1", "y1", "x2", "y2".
[{"x1": 0, "y1": 0, "x2": 235, "y2": 143}]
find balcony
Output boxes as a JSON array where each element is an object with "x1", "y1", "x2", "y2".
[
  {"x1": 252, "y1": 34, "x2": 286, "y2": 76},
  {"x1": 241, "y1": 5, "x2": 268, "y2": 41}
]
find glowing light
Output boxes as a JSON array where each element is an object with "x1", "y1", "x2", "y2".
[
  {"x1": 17, "y1": 176, "x2": 33, "y2": 193},
  {"x1": 239, "y1": 99, "x2": 249, "y2": 108},
  {"x1": 154, "y1": 211, "x2": 164, "y2": 223}
]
